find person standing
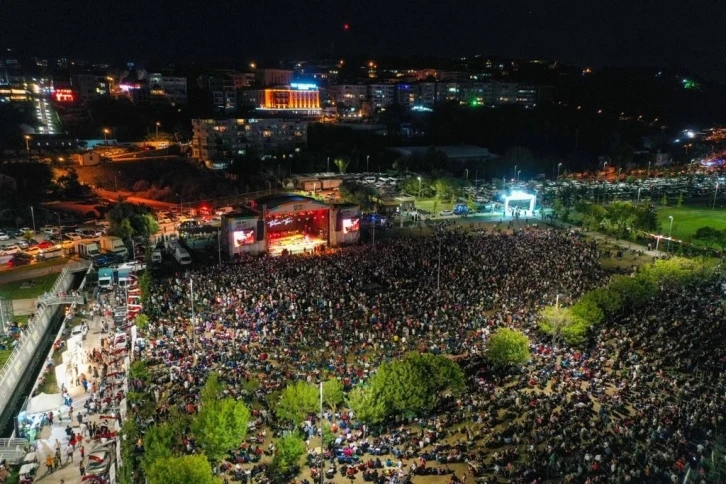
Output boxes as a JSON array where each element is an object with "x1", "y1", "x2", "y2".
[
  {"x1": 66, "y1": 444, "x2": 74, "y2": 463},
  {"x1": 79, "y1": 461, "x2": 86, "y2": 477}
]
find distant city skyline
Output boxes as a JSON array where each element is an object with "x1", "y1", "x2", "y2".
[{"x1": 0, "y1": 0, "x2": 724, "y2": 82}]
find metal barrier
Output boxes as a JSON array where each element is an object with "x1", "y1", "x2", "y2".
[{"x1": 0, "y1": 260, "x2": 92, "y2": 419}]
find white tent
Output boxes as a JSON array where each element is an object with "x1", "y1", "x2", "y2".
[{"x1": 26, "y1": 393, "x2": 63, "y2": 415}]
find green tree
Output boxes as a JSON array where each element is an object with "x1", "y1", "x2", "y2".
[
  {"x1": 660, "y1": 194, "x2": 668, "y2": 206},
  {"x1": 322, "y1": 378, "x2": 344, "y2": 411},
  {"x1": 578, "y1": 287, "x2": 622, "y2": 315},
  {"x1": 538, "y1": 306, "x2": 576, "y2": 345},
  {"x1": 141, "y1": 422, "x2": 177, "y2": 472},
  {"x1": 139, "y1": 269, "x2": 152, "y2": 307},
  {"x1": 333, "y1": 157, "x2": 351, "y2": 174},
  {"x1": 135, "y1": 313, "x2": 149, "y2": 330},
  {"x1": 270, "y1": 433, "x2": 306, "y2": 478},
  {"x1": 367, "y1": 352, "x2": 465, "y2": 418},
  {"x1": 676, "y1": 192, "x2": 684, "y2": 207},
  {"x1": 486, "y1": 328, "x2": 531, "y2": 368},
  {"x1": 693, "y1": 226, "x2": 725, "y2": 249},
  {"x1": 147, "y1": 455, "x2": 218, "y2": 484},
  {"x1": 276, "y1": 381, "x2": 319, "y2": 424},
  {"x1": 346, "y1": 386, "x2": 386, "y2": 426},
  {"x1": 608, "y1": 274, "x2": 658, "y2": 310},
  {"x1": 192, "y1": 374, "x2": 251, "y2": 462},
  {"x1": 338, "y1": 180, "x2": 379, "y2": 211}
]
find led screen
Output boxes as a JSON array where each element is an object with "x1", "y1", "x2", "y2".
[
  {"x1": 233, "y1": 230, "x2": 255, "y2": 247},
  {"x1": 342, "y1": 218, "x2": 360, "y2": 234}
]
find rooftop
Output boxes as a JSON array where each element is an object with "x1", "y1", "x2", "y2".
[
  {"x1": 389, "y1": 145, "x2": 494, "y2": 160},
  {"x1": 255, "y1": 193, "x2": 328, "y2": 210}
]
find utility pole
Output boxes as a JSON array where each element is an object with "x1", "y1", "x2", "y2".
[
  {"x1": 713, "y1": 182, "x2": 720, "y2": 210},
  {"x1": 30, "y1": 206, "x2": 36, "y2": 233}
]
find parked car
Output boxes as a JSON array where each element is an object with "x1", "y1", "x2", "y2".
[
  {"x1": 0, "y1": 232, "x2": 9, "y2": 241},
  {"x1": 37, "y1": 240, "x2": 55, "y2": 250},
  {"x1": 16, "y1": 240, "x2": 29, "y2": 249},
  {"x1": 0, "y1": 244, "x2": 21, "y2": 255},
  {"x1": 438, "y1": 210, "x2": 454, "y2": 217},
  {"x1": 24, "y1": 247, "x2": 42, "y2": 257}
]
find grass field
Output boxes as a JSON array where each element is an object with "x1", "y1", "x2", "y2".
[
  {"x1": 656, "y1": 206, "x2": 726, "y2": 241},
  {"x1": 414, "y1": 198, "x2": 454, "y2": 214},
  {"x1": 0, "y1": 272, "x2": 59, "y2": 299}
]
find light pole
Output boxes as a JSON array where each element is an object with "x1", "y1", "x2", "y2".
[
  {"x1": 326, "y1": 157, "x2": 330, "y2": 173},
  {"x1": 667, "y1": 215, "x2": 674, "y2": 252},
  {"x1": 417, "y1": 176, "x2": 422, "y2": 198},
  {"x1": 103, "y1": 128, "x2": 110, "y2": 146},
  {"x1": 713, "y1": 182, "x2": 720, "y2": 210},
  {"x1": 190, "y1": 279, "x2": 196, "y2": 347},
  {"x1": 557, "y1": 162, "x2": 563, "y2": 179},
  {"x1": 514, "y1": 165, "x2": 518, "y2": 182},
  {"x1": 366, "y1": 155, "x2": 370, "y2": 173},
  {"x1": 30, "y1": 206, "x2": 36, "y2": 233},
  {"x1": 24, "y1": 135, "x2": 30, "y2": 157},
  {"x1": 464, "y1": 168, "x2": 469, "y2": 181},
  {"x1": 647, "y1": 161, "x2": 651, "y2": 179},
  {"x1": 155, "y1": 122, "x2": 161, "y2": 141},
  {"x1": 436, "y1": 237, "x2": 442, "y2": 297},
  {"x1": 517, "y1": 170, "x2": 521, "y2": 183},
  {"x1": 637, "y1": 187, "x2": 642, "y2": 203}
]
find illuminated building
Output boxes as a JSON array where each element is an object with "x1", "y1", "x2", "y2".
[
  {"x1": 0, "y1": 84, "x2": 30, "y2": 103},
  {"x1": 256, "y1": 68, "x2": 293, "y2": 87},
  {"x1": 259, "y1": 84, "x2": 321, "y2": 114},
  {"x1": 329, "y1": 84, "x2": 368, "y2": 108},
  {"x1": 191, "y1": 118, "x2": 308, "y2": 163},
  {"x1": 148, "y1": 73, "x2": 187, "y2": 105}
]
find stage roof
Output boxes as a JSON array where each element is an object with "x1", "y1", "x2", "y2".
[{"x1": 256, "y1": 194, "x2": 328, "y2": 210}]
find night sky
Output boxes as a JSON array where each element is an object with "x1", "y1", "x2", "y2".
[{"x1": 1, "y1": 0, "x2": 724, "y2": 80}]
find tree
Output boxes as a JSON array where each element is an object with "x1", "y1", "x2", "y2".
[
  {"x1": 333, "y1": 157, "x2": 351, "y2": 174},
  {"x1": 538, "y1": 306, "x2": 575, "y2": 345},
  {"x1": 147, "y1": 455, "x2": 218, "y2": 484},
  {"x1": 365, "y1": 352, "x2": 465, "y2": 419},
  {"x1": 276, "y1": 381, "x2": 319, "y2": 424},
  {"x1": 135, "y1": 313, "x2": 149, "y2": 330},
  {"x1": 322, "y1": 379, "x2": 344, "y2": 411},
  {"x1": 56, "y1": 168, "x2": 91, "y2": 199},
  {"x1": 693, "y1": 226, "x2": 725, "y2": 249},
  {"x1": 338, "y1": 180, "x2": 379, "y2": 210},
  {"x1": 141, "y1": 422, "x2": 176, "y2": 472},
  {"x1": 578, "y1": 287, "x2": 622, "y2": 315},
  {"x1": 608, "y1": 275, "x2": 657, "y2": 310},
  {"x1": 346, "y1": 386, "x2": 386, "y2": 426},
  {"x1": 270, "y1": 433, "x2": 306, "y2": 478},
  {"x1": 660, "y1": 194, "x2": 668, "y2": 206},
  {"x1": 192, "y1": 374, "x2": 251, "y2": 462},
  {"x1": 486, "y1": 328, "x2": 530, "y2": 368}
]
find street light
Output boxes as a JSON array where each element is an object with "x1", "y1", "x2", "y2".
[
  {"x1": 647, "y1": 161, "x2": 651, "y2": 178},
  {"x1": 30, "y1": 206, "x2": 36, "y2": 233},
  {"x1": 557, "y1": 162, "x2": 563, "y2": 179},
  {"x1": 667, "y1": 215, "x2": 674, "y2": 252},
  {"x1": 637, "y1": 186, "x2": 642, "y2": 203},
  {"x1": 24, "y1": 135, "x2": 31, "y2": 157},
  {"x1": 517, "y1": 170, "x2": 521, "y2": 183},
  {"x1": 417, "y1": 176, "x2": 422, "y2": 198},
  {"x1": 326, "y1": 157, "x2": 330, "y2": 173},
  {"x1": 464, "y1": 168, "x2": 469, "y2": 181},
  {"x1": 366, "y1": 155, "x2": 370, "y2": 173},
  {"x1": 155, "y1": 122, "x2": 161, "y2": 141},
  {"x1": 514, "y1": 165, "x2": 518, "y2": 182},
  {"x1": 103, "y1": 128, "x2": 110, "y2": 146}
]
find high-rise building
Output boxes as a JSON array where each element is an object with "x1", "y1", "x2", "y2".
[
  {"x1": 191, "y1": 118, "x2": 308, "y2": 164},
  {"x1": 256, "y1": 68, "x2": 293, "y2": 87}
]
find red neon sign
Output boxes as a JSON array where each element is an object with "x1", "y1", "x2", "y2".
[{"x1": 53, "y1": 89, "x2": 75, "y2": 103}]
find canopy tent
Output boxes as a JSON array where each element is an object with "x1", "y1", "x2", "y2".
[{"x1": 25, "y1": 392, "x2": 63, "y2": 415}]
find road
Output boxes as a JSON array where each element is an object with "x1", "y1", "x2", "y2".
[
  {"x1": 95, "y1": 189, "x2": 177, "y2": 211},
  {"x1": 0, "y1": 260, "x2": 69, "y2": 285}
]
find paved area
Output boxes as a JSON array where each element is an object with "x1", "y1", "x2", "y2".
[{"x1": 32, "y1": 309, "x2": 123, "y2": 483}]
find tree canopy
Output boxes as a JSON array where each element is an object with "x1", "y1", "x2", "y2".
[
  {"x1": 192, "y1": 374, "x2": 251, "y2": 462},
  {"x1": 275, "y1": 381, "x2": 319, "y2": 424},
  {"x1": 486, "y1": 328, "x2": 531, "y2": 367},
  {"x1": 147, "y1": 455, "x2": 218, "y2": 484},
  {"x1": 322, "y1": 378, "x2": 344, "y2": 411}
]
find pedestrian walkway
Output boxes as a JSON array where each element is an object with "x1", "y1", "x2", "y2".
[{"x1": 33, "y1": 312, "x2": 122, "y2": 483}]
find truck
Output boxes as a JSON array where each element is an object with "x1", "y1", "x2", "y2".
[
  {"x1": 116, "y1": 268, "x2": 132, "y2": 287},
  {"x1": 174, "y1": 247, "x2": 191, "y2": 265},
  {"x1": 98, "y1": 267, "x2": 114, "y2": 289},
  {"x1": 76, "y1": 240, "x2": 101, "y2": 259},
  {"x1": 100, "y1": 236, "x2": 128, "y2": 259},
  {"x1": 151, "y1": 249, "x2": 162, "y2": 263}
]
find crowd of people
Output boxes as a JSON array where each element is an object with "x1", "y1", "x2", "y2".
[{"x1": 133, "y1": 225, "x2": 725, "y2": 483}]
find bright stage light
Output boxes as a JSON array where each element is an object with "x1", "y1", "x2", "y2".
[{"x1": 503, "y1": 190, "x2": 536, "y2": 214}]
